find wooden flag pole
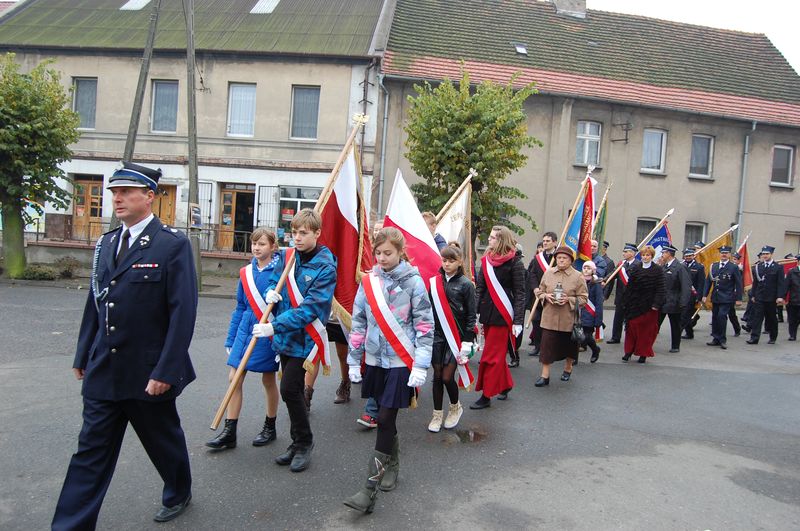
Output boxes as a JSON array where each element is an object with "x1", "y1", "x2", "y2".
[
  {"x1": 593, "y1": 182, "x2": 612, "y2": 229},
  {"x1": 524, "y1": 174, "x2": 590, "y2": 328},
  {"x1": 689, "y1": 224, "x2": 739, "y2": 320},
  {"x1": 435, "y1": 169, "x2": 475, "y2": 223},
  {"x1": 603, "y1": 208, "x2": 675, "y2": 287},
  {"x1": 211, "y1": 116, "x2": 368, "y2": 430}
]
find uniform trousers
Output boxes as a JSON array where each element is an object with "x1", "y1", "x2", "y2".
[
  {"x1": 658, "y1": 312, "x2": 683, "y2": 350},
  {"x1": 611, "y1": 304, "x2": 625, "y2": 341},
  {"x1": 787, "y1": 306, "x2": 799, "y2": 339},
  {"x1": 727, "y1": 306, "x2": 741, "y2": 335},
  {"x1": 280, "y1": 355, "x2": 313, "y2": 448},
  {"x1": 711, "y1": 302, "x2": 733, "y2": 344},
  {"x1": 749, "y1": 301, "x2": 778, "y2": 342},
  {"x1": 52, "y1": 397, "x2": 191, "y2": 531}
]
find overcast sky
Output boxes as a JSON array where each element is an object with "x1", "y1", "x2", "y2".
[{"x1": 588, "y1": 0, "x2": 800, "y2": 74}]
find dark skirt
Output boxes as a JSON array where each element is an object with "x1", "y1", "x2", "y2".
[
  {"x1": 361, "y1": 365, "x2": 413, "y2": 409},
  {"x1": 539, "y1": 328, "x2": 579, "y2": 364},
  {"x1": 431, "y1": 342, "x2": 457, "y2": 366}
]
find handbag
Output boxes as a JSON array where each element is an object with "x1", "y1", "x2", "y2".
[{"x1": 570, "y1": 305, "x2": 586, "y2": 344}]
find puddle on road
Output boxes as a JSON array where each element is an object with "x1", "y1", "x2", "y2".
[{"x1": 440, "y1": 424, "x2": 488, "y2": 445}]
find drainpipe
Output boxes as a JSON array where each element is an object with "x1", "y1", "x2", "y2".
[
  {"x1": 377, "y1": 73, "x2": 390, "y2": 217},
  {"x1": 736, "y1": 120, "x2": 757, "y2": 246}
]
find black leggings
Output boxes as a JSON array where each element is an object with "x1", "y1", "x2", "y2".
[
  {"x1": 432, "y1": 362, "x2": 458, "y2": 410},
  {"x1": 375, "y1": 406, "x2": 398, "y2": 455},
  {"x1": 582, "y1": 325, "x2": 599, "y2": 353}
]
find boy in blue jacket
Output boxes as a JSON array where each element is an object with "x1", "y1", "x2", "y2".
[{"x1": 252, "y1": 209, "x2": 337, "y2": 472}]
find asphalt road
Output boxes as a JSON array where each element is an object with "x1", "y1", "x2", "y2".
[{"x1": 1, "y1": 284, "x2": 799, "y2": 530}]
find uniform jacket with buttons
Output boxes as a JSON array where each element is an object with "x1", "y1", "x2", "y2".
[
  {"x1": 784, "y1": 266, "x2": 800, "y2": 305},
  {"x1": 703, "y1": 261, "x2": 742, "y2": 304},
  {"x1": 267, "y1": 246, "x2": 337, "y2": 359},
  {"x1": 614, "y1": 259, "x2": 641, "y2": 306},
  {"x1": 661, "y1": 258, "x2": 692, "y2": 314},
  {"x1": 684, "y1": 259, "x2": 706, "y2": 298},
  {"x1": 751, "y1": 261, "x2": 786, "y2": 302},
  {"x1": 74, "y1": 217, "x2": 197, "y2": 401}
]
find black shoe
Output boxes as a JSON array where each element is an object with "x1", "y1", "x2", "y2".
[
  {"x1": 275, "y1": 445, "x2": 296, "y2": 466},
  {"x1": 637, "y1": 356, "x2": 647, "y2": 364},
  {"x1": 252, "y1": 416, "x2": 276, "y2": 447},
  {"x1": 621, "y1": 353, "x2": 632, "y2": 362},
  {"x1": 742, "y1": 325, "x2": 751, "y2": 333},
  {"x1": 470, "y1": 396, "x2": 491, "y2": 409},
  {"x1": 789, "y1": 337, "x2": 796, "y2": 341},
  {"x1": 767, "y1": 339, "x2": 776, "y2": 344},
  {"x1": 290, "y1": 443, "x2": 314, "y2": 473},
  {"x1": 205, "y1": 419, "x2": 237, "y2": 450},
  {"x1": 590, "y1": 348, "x2": 600, "y2": 363},
  {"x1": 534, "y1": 376, "x2": 550, "y2": 387},
  {"x1": 606, "y1": 339, "x2": 620, "y2": 344},
  {"x1": 560, "y1": 371, "x2": 571, "y2": 382},
  {"x1": 669, "y1": 348, "x2": 679, "y2": 353},
  {"x1": 720, "y1": 342, "x2": 727, "y2": 350},
  {"x1": 529, "y1": 346, "x2": 540, "y2": 357},
  {"x1": 746, "y1": 339, "x2": 758, "y2": 345},
  {"x1": 528, "y1": 338, "x2": 535, "y2": 346},
  {"x1": 763, "y1": 330, "x2": 770, "y2": 335},
  {"x1": 681, "y1": 334, "x2": 693, "y2": 340},
  {"x1": 706, "y1": 341, "x2": 720, "y2": 346},
  {"x1": 508, "y1": 357, "x2": 520, "y2": 368},
  {"x1": 154, "y1": 494, "x2": 191, "y2": 523},
  {"x1": 496, "y1": 388, "x2": 512, "y2": 400},
  {"x1": 733, "y1": 331, "x2": 741, "y2": 337}
]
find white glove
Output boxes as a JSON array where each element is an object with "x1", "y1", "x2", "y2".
[
  {"x1": 458, "y1": 342, "x2": 473, "y2": 365},
  {"x1": 265, "y1": 289, "x2": 282, "y2": 304},
  {"x1": 226, "y1": 347, "x2": 231, "y2": 355},
  {"x1": 407, "y1": 366, "x2": 427, "y2": 387},
  {"x1": 512, "y1": 324, "x2": 523, "y2": 337},
  {"x1": 348, "y1": 365, "x2": 362, "y2": 384},
  {"x1": 252, "y1": 323, "x2": 274, "y2": 338}
]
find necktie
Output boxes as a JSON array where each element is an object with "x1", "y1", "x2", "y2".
[{"x1": 116, "y1": 229, "x2": 130, "y2": 265}]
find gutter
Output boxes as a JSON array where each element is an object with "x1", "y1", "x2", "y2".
[
  {"x1": 736, "y1": 120, "x2": 757, "y2": 246},
  {"x1": 377, "y1": 73, "x2": 389, "y2": 217}
]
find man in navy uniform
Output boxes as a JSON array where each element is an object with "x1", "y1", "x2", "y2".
[
  {"x1": 600, "y1": 241, "x2": 616, "y2": 300},
  {"x1": 527, "y1": 231, "x2": 557, "y2": 355},
  {"x1": 52, "y1": 162, "x2": 197, "y2": 529},
  {"x1": 658, "y1": 245, "x2": 691, "y2": 352},
  {"x1": 681, "y1": 248, "x2": 705, "y2": 339},
  {"x1": 727, "y1": 251, "x2": 744, "y2": 336},
  {"x1": 702, "y1": 245, "x2": 743, "y2": 349},
  {"x1": 746, "y1": 246, "x2": 786, "y2": 345},
  {"x1": 606, "y1": 243, "x2": 639, "y2": 344}
]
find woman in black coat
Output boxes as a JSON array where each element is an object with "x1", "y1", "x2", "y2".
[
  {"x1": 785, "y1": 256, "x2": 800, "y2": 341},
  {"x1": 622, "y1": 245, "x2": 665, "y2": 363}
]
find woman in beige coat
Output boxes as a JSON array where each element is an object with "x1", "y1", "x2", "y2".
[{"x1": 533, "y1": 246, "x2": 588, "y2": 386}]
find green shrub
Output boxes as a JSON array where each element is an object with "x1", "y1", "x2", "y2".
[
  {"x1": 54, "y1": 256, "x2": 81, "y2": 278},
  {"x1": 20, "y1": 264, "x2": 58, "y2": 280}
]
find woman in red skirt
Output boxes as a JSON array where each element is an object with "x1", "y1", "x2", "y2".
[
  {"x1": 471, "y1": 226, "x2": 526, "y2": 409},
  {"x1": 622, "y1": 245, "x2": 666, "y2": 363}
]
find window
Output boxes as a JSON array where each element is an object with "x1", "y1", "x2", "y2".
[
  {"x1": 278, "y1": 186, "x2": 321, "y2": 240},
  {"x1": 290, "y1": 86, "x2": 320, "y2": 139},
  {"x1": 227, "y1": 83, "x2": 256, "y2": 137},
  {"x1": 73, "y1": 78, "x2": 97, "y2": 129},
  {"x1": 641, "y1": 128, "x2": 667, "y2": 173},
  {"x1": 684, "y1": 222, "x2": 707, "y2": 250},
  {"x1": 151, "y1": 80, "x2": 178, "y2": 133},
  {"x1": 689, "y1": 134, "x2": 714, "y2": 178},
  {"x1": 635, "y1": 218, "x2": 657, "y2": 244},
  {"x1": 784, "y1": 232, "x2": 800, "y2": 256},
  {"x1": 576, "y1": 121, "x2": 601, "y2": 166},
  {"x1": 771, "y1": 145, "x2": 794, "y2": 186}
]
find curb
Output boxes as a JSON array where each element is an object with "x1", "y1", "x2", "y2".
[{"x1": 0, "y1": 278, "x2": 236, "y2": 300}]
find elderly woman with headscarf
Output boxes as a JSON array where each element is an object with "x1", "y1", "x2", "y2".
[
  {"x1": 533, "y1": 246, "x2": 588, "y2": 386},
  {"x1": 622, "y1": 245, "x2": 666, "y2": 363}
]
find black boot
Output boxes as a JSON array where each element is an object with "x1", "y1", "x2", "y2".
[
  {"x1": 303, "y1": 385, "x2": 314, "y2": 414},
  {"x1": 508, "y1": 350, "x2": 520, "y2": 368},
  {"x1": 206, "y1": 418, "x2": 237, "y2": 450},
  {"x1": 343, "y1": 451, "x2": 390, "y2": 513},
  {"x1": 252, "y1": 416, "x2": 276, "y2": 446}
]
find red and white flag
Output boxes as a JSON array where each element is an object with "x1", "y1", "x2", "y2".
[
  {"x1": 318, "y1": 144, "x2": 374, "y2": 324},
  {"x1": 383, "y1": 170, "x2": 441, "y2": 282},
  {"x1": 435, "y1": 180, "x2": 473, "y2": 278}
]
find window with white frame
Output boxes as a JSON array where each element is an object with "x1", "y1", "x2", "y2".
[
  {"x1": 684, "y1": 222, "x2": 707, "y2": 250},
  {"x1": 576, "y1": 120, "x2": 601, "y2": 166},
  {"x1": 771, "y1": 145, "x2": 794, "y2": 186},
  {"x1": 635, "y1": 218, "x2": 657, "y2": 244},
  {"x1": 641, "y1": 128, "x2": 667, "y2": 173},
  {"x1": 227, "y1": 83, "x2": 256, "y2": 137},
  {"x1": 151, "y1": 80, "x2": 178, "y2": 133},
  {"x1": 689, "y1": 134, "x2": 714, "y2": 177},
  {"x1": 278, "y1": 186, "x2": 322, "y2": 239},
  {"x1": 73, "y1": 78, "x2": 97, "y2": 129},
  {"x1": 290, "y1": 86, "x2": 320, "y2": 139}
]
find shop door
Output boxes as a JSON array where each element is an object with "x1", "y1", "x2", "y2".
[
  {"x1": 217, "y1": 183, "x2": 256, "y2": 251},
  {"x1": 72, "y1": 177, "x2": 104, "y2": 241},
  {"x1": 153, "y1": 185, "x2": 176, "y2": 226}
]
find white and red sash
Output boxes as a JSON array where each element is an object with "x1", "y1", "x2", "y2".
[
  {"x1": 429, "y1": 275, "x2": 474, "y2": 390},
  {"x1": 240, "y1": 264, "x2": 268, "y2": 321},
  {"x1": 620, "y1": 265, "x2": 630, "y2": 286},
  {"x1": 361, "y1": 272, "x2": 416, "y2": 371},
  {"x1": 481, "y1": 255, "x2": 516, "y2": 351},
  {"x1": 284, "y1": 248, "x2": 331, "y2": 373},
  {"x1": 535, "y1": 251, "x2": 551, "y2": 273},
  {"x1": 585, "y1": 299, "x2": 596, "y2": 318}
]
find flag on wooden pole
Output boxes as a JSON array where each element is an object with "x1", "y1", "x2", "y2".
[{"x1": 436, "y1": 173, "x2": 473, "y2": 279}]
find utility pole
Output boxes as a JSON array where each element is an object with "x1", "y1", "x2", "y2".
[
  {"x1": 183, "y1": 0, "x2": 202, "y2": 290},
  {"x1": 111, "y1": 0, "x2": 162, "y2": 230}
]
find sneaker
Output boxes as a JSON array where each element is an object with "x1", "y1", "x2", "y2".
[
  {"x1": 443, "y1": 402, "x2": 463, "y2": 429},
  {"x1": 427, "y1": 410, "x2": 443, "y2": 432},
  {"x1": 356, "y1": 414, "x2": 377, "y2": 429}
]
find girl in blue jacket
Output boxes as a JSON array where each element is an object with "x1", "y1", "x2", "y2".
[
  {"x1": 206, "y1": 228, "x2": 281, "y2": 450},
  {"x1": 580, "y1": 260, "x2": 604, "y2": 363}
]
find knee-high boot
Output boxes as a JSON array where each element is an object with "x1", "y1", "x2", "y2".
[
  {"x1": 379, "y1": 436, "x2": 399, "y2": 491},
  {"x1": 343, "y1": 451, "x2": 390, "y2": 513}
]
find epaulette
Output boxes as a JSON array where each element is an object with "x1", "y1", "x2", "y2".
[
  {"x1": 161, "y1": 224, "x2": 183, "y2": 237},
  {"x1": 101, "y1": 226, "x2": 120, "y2": 236}
]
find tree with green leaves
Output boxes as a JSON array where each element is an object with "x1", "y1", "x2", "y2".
[
  {"x1": 0, "y1": 53, "x2": 80, "y2": 278},
  {"x1": 404, "y1": 69, "x2": 542, "y2": 244}
]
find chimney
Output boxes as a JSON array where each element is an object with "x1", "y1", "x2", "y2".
[{"x1": 553, "y1": 0, "x2": 586, "y2": 19}]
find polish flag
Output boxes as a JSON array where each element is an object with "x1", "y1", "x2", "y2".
[
  {"x1": 383, "y1": 170, "x2": 442, "y2": 282},
  {"x1": 318, "y1": 145, "x2": 374, "y2": 318}
]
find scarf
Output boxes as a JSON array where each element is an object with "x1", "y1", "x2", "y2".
[{"x1": 486, "y1": 249, "x2": 516, "y2": 267}]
